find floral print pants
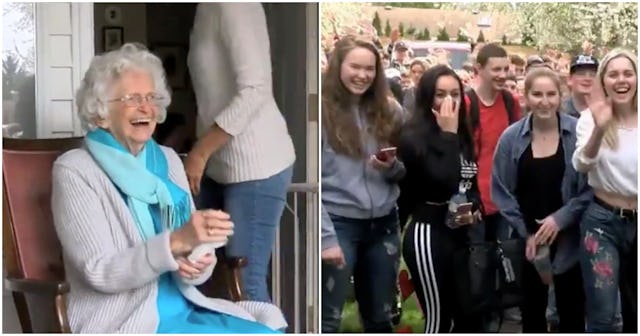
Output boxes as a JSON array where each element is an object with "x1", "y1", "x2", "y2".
[{"x1": 580, "y1": 201, "x2": 637, "y2": 333}]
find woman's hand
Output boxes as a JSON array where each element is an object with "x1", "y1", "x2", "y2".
[
  {"x1": 171, "y1": 210, "x2": 234, "y2": 256},
  {"x1": 184, "y1": 149, "x2": 208, "y2": 195},
  {"x1": 369, "y1": 154, "x2": 396, "y2": 171},
  {"x1": 455, "y1": 211, "x2": 482, "y2": 226},
  {"x1": 587, "y1": 78, "x2": 613, "y2": 129},
  {"x1": 322, "y1": 246, "x2": 346, "y2": 269},
  {"x1": 535, "y1": 216, "x2": 559, "y2": 245},
  {"x1": 176, "y1": 253, "x2": 215, "y2": 279},
  {"x1": 525, "y1": 236, "x2": 537, "y2": 262},
  {"x1": 433, "y1": 95, "x2": 459, "y2": 133}
]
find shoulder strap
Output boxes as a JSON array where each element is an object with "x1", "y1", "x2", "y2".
[
  {"x1": 501, "y1": 90, "x2": 516, "y2": 124},
  {"x1": 466, "y1": 88, "x2": 480, "y2": 131}
]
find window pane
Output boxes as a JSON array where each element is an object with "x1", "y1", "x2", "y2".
[{"x1": 3, "y1": 3, "x2": 37, "y2": 138}]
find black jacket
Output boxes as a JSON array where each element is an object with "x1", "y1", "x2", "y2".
[{"x1": 396, "y1": 126, "x2": 480, "y2": 227}]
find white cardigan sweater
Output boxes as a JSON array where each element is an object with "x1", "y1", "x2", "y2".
[
  {"x1": 187, "y1": 3, "x2": 296, "y2": 184},
  {"x1": 51, "y1": 146, "x2": 287, "y2": 332}
]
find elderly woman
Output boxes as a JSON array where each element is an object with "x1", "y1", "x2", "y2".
[{"x1": 51, "y1": 43, "x2": 286, "y2": 333}]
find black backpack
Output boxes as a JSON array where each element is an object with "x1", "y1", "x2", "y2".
[{"x1": 466, "y1": 89, "x2": 516, "y2": 154}]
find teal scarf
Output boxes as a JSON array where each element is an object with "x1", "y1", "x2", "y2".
[{"x1": 85, "y1": 129, "x2": 190, "y2": 241}]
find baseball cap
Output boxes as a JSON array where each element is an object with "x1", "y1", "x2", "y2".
[
  {"x1": 395, "y1": 41, "x2": 409, "y2": 51},
  {"x1": 570, "y1": 54, "x2": 599, "y2": 74}
]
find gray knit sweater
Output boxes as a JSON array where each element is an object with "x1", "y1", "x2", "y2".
[{"x1": 51, "y1": 146, "x2": 286, "y2": 333}]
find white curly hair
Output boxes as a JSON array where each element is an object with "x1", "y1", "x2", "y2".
[{"x1": 75, "y1": 43, "x2": 172, "y2": 130}]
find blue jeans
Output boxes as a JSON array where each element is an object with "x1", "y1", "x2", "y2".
[
  {"x1": 194, "y1": 166, "x2": 293, "y2": 303},
  {"x1": 321, "y1": 209, "x2": 401, "y2": 333},
  {"x1": 580, "y1": 201, "x2": 637, "y2": 332}
]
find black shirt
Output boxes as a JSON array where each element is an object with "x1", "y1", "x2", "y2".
[{"x1": 516, "y1": 139, "x2": 565, "y2": 234}]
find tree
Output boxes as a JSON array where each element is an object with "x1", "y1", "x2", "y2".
[
  {"x1": 476, "y1": 30, "x2": 486, "y2": 43},
  {"x1": 423, "y1": 27, "x2": 431, "y2": 40},
  {"x1": 406, "y1": 25, "x2": 416, "y2": 37},
  {"x1": 372, "y1": 12, "x2": 382, "y2": 36},
  {"x1": 384, "y1": 19, "x2": 392, "y2": 37},
  {"x1": 456, "y1": 29, "x2": 468, "y2": 42},
  {"x1": 437, "y1": 27, "x2": 450, "y2": 41},
  {"x1": 3, "y1": 54, "x2": 27, "y2": 99},
  {"x1": 520, "y1": 16, "x2": 536, "y2": 46},
  {"x1": 438, "y1": 2, "x2": 638, "y2": 52},
  {"x1": 3, "y1": 3, "x2": 35, "y2": 72},
  {"x1": 398, "y1": 22, "x2": 405, "y2": 37},
  {"x1": 321, "y1": 2, "x2": 372, "y2": 50},
  {"x1": 502, "y1": 34, "x2": 509, "y2": 45},
  {"x1": 382, "y1": 3, "x2": 440, "y2": 9}
]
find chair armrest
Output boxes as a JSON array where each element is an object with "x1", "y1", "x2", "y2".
[
  {"x1": 5, "y1": 278, "x2": 69, "y2": 295},
  {"x1": 5, "y1": 278, "x2": 71, "y2": 333},
  {"x1": 220, "y1": 256, "x2": 248, "y2": 269},
  {"x1": 199, "y1": 250, "x2": 248, "y2": 301},
  {"x1": 217, "y1": 255, "x2": 247, "y2": 301}
]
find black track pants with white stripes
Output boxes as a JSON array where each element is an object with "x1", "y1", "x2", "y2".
[{"x1": 403, "y1": 220, "x2": 484, "y2": 333}]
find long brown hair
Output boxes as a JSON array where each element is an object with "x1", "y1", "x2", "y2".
[
  {"x1": 597, "y1": 49, "x2": 638, "y2": 150},
  {"x1": 322, "y1": 36, "x2": 395, "y2": 158}
]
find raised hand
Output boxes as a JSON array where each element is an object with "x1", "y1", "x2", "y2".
[
  {"x1": 586, "y1": 77, "x2": 614, "y2": 129},
  {"x1": 432, "y1": 95, "x2": 459, "y2": 133}
]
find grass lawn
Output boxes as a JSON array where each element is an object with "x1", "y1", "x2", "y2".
[
  {"x1": 338, "y1": 258, "x2": 425, "y2": 333},
  {"x1": 339, "y1": 294, "x2": 425, "y2": 333}
]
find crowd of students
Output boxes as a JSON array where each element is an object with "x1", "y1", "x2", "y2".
[{"x1": 320, "y1": 35, "x2": 637, "y2": 333}]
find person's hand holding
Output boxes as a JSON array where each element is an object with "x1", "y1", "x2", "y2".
[
  {"x1": 586, "y1": 78, "x2": 613, "y2": 129},
  {"x1": 455, "y1": 211, "x2": 476, "y2": 226},
  {"x1": 184, "y1": 148, "x2": 208, "y2": 195},
  {"x1": 433, "y1": 95, "x2": 459, "y2": 134},
  {"x1": 171, "y1": 210, "x2": 234, "y2": 256},
  {"x1": 525, "y1": 235, "x2": 537, "y2": 262},
  {"x1": 535, "y1": 216, "x2": 559, "y2": 245},
  {"x1": 176, "y1": 253, "x2": 216, "y2": 279},
  {"x1": 369, "y1": 152, "x2": 396, "y2": 171},
  {"x1": 322, "y1": 246, "x2": 346, "y2": 269}
]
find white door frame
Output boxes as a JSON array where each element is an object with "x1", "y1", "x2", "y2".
[{"x1": 35, "y1": 2, "x2": 94, "y2": 138}]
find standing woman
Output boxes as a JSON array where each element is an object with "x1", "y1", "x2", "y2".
[
  {"x1": 396, "y1": 65, "x2": 483, "y2": 333},
  {"x1": 491, "y1": 68, "x2": 591, "y2": 332},
  {"x1": 321, "y1": 36, "x2": 405, "y2": 333},
  {"x1": 186, "y1": 3, "x2": 295, "y2": 303},
  {"x1": 572, "y1": 49, "x2": 638, "y2": 333}
]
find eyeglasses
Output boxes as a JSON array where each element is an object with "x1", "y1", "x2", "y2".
[{"x1": 107, "y1": 93, "x2": 166, "y2": 107}]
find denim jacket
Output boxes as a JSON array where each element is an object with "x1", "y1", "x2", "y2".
[{"x1": 491, "y1": 113, "x2": 592, "y2": 274}]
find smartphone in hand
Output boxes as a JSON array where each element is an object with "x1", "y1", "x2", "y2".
[
  {"x1": 375, "y1": 147, "x2": 397, "y2": 161},
  {"x1": 455, "y1": 202, "x2": 474, "y2": 216},
  {"x1": 453, "y1": 202, "x2": 475, "y2": 227}
]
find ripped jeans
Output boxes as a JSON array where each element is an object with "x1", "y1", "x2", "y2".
[
  {"x1": 321, "y1": 209, "x2": 401, "y2": 333},
  {"x1": 580, "y1": 201, "x2": 637, "y2": 333}
]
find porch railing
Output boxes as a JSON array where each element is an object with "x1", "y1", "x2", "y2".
[{"x1": 271, "y1": 182, "x2": 319, "y2": 333}]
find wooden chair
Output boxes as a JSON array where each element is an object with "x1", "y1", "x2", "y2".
[{"x1": 3, "y1": 137, "x2": 246, "y2": 333}]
